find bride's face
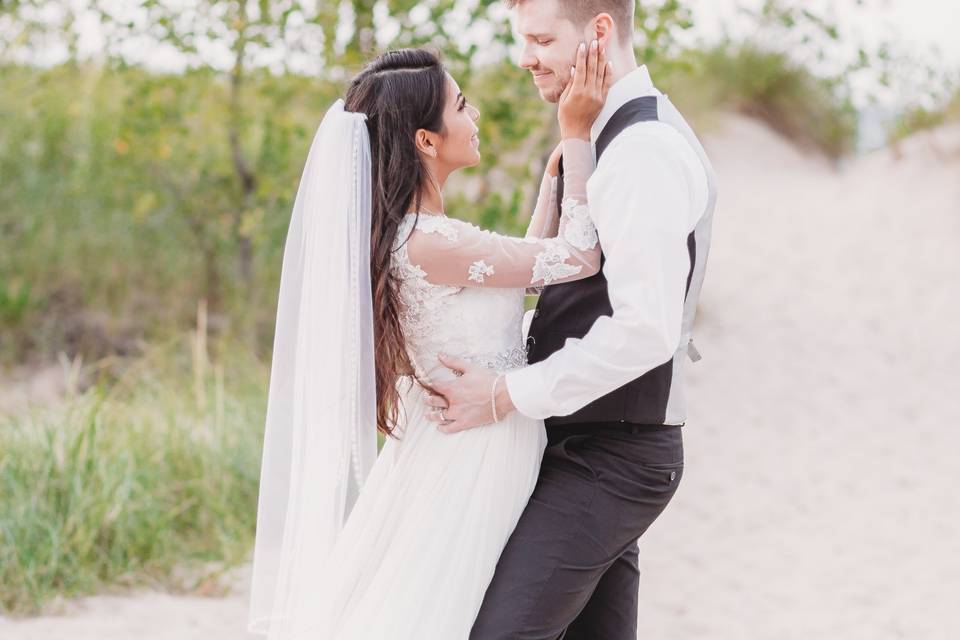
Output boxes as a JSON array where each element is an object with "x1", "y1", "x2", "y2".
[{"x1": 419, "y1": 73, "x2": 481, "y2": 172}]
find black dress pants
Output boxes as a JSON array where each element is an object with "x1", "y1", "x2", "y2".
[{"x1": 469, "y1": 423, "x2": 684, "y2": 640}]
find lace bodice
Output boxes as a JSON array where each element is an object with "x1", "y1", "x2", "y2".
[
  {"x1": 391, "y1": 215, "x2": 528, "y2": 383},
  {"x1": 388, "y1": 138, "x2": 600, "y2": 385}
]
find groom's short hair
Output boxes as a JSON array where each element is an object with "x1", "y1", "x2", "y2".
[{"x1": 506, "y1": 0, "x2": 635, "y2": 44}]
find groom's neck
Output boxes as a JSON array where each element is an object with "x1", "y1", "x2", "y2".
[{"x1": 605, "y1": 46, "x2": 639, "y2": 87}]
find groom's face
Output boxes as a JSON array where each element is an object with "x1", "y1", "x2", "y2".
[{"x1": 514, "y1": 0, "x2": 592, "y2": 103}]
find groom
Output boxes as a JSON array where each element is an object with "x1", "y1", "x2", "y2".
[{"x1": 426, "y1": 0, "x2": 717, "y2": 637}]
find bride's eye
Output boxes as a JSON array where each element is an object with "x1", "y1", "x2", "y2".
[{"x1": 458, "y1": 97, "x2": 467, "y2": 112}]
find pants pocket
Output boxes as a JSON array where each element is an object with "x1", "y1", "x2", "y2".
[{"x1": 643, "y1": 459, "x2": 684, "y2": 483}]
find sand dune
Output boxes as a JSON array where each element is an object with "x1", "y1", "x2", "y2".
[
  {"x1": 638, "y1": 116, "x2": 960, "y2": 639},
  {"x1": 2, "y1": 115, "x2": 958, "y2": 639}
]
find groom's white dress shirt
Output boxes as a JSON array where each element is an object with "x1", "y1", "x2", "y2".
[{"x1": 504, "y1": 65, "x2": 711, "y2": 421}]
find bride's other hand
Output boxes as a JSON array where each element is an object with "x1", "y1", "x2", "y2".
[{"x1": 557, "y1": 39, "x2": 611, "y2": 141}]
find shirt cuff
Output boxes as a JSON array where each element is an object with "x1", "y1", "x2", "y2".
[{"x1": 504, "y1": 365, "x2": 551, "y2": 420}]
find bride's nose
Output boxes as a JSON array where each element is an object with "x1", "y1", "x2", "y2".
[{"x1": 467, "y1": 104, "x2": 480, "y2": 121}]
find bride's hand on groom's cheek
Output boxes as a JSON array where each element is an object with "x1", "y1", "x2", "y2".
[
  {"x1": 424, "y1": 354, "x2": 498, "y2": 433},
  {"x1": 557, "y1": 38, "x2": 611, "y2": 141}
]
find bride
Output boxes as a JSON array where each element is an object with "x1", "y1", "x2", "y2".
[{"x1": 248, "y1": 46, "x2": 609, "y2": 639}]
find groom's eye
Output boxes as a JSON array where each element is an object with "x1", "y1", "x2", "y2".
[{"x1": 537, "y1": 39, "x2": 553, "y2": 46}]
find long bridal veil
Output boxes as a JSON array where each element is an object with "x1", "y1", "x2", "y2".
[{"x1": 247, "y1": 99, "x2": 377, "y2": 639}]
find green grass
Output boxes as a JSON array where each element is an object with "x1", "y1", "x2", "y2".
[
  {"x1": 0, "y1": 330, "x2": 267, "y2": 615},
  {"x1": 656, "y1": 44, "x2": 859, "y2": 158},
  {"x1": 0, "y1": 63, "x2": 341, "y2": 367},
  {"x1": 890, "y1": 89, "x2": 960, "y2": 142}
]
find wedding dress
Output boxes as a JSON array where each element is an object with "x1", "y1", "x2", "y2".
[
  {"x1": 247, "y1": 99, "x2": 600, "y2": 640},
  {"x1": 315, "y1": 139, "x2": 599, "y2": 639}
]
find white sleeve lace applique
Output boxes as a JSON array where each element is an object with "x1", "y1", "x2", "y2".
[
  {"x1": 559, "y1": 197, "x2": 599, "y2": 251},
  {"x1": 531, "y1": 238, "x2": 584, "y2": 285},
  {"x1": 467, "y1": 259, "x2": 496, "y2": 284}
]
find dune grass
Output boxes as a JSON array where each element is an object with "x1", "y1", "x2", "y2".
[
  {"x1": 656, "y1": 44, "x2": 859, "y2": 158},
  {"x1": 0, "y1": 321, "x2": 267, "y2": 615},
  {"x1": 890, "y1": 89, "x2": 960, "y2": 142}
]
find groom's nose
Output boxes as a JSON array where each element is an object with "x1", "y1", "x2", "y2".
[{"x1": 518, "y1": 44, "x2": 538, "y2": 70}]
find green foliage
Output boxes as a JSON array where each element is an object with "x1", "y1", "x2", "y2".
[
  {"x1": 0, "y1": 335, "x2": 267, "y2": 614},
  {"x1": 0, "y1": 278, "x2": 30, "y2": 326},
  {"x1": 0, "y1": 63, "x2": 341, "y2": 364},
  {"x1": 0, "y1": 55, "x2": 554, "y2": 367},
  {"x1": 657, "y1": 45, "x2": 858, "y2": 158},
  {"x1": 333, "y1": 0, "x2": 512, "y2": 76},
  {"x1": 891, "y1": 89, "x2": 960, "y2": 141},
  {"x1": 634, "y1": 0, "x2": 695, "y2": 64},
  {"x1": 457, "y1": 59, "x2": 557, "y2": 233}
]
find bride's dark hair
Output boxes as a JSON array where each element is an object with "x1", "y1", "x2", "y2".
[{"x1": 344, "y1": 48, "x2": 447, "y2": 438}]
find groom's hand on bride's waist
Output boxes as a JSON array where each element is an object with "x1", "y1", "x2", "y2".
[{"x1": 424, "y1": 354, "x2": 517, "y2": 434}]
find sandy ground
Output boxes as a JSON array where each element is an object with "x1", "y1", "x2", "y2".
[
  {"x1": 636, "y1": 116, "x2": 960, "y2": 639},
  {"x1": 2, "y1": 116, "x2": 959, "y2": 639},
  {"x1": 0, "y1": 363, "x2": 69, "y2": 418}
]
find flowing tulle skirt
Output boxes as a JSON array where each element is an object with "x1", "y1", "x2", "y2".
[{"x1": 310, "y1": 376, "x2": 547, "y2": 639}]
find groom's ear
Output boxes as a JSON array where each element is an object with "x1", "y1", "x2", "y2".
[{"x1": 591, "y1": 12, "x2": 615, "y2": 47}]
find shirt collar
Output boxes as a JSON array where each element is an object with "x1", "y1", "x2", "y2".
[{"x1": 589, "y1": 64, "x2": 656, "y2": 146}]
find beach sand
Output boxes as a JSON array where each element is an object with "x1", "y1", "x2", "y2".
[
  {"x1": 2, "y1": 115, "x2": 958, "y2": 639},
  {"x1": 636, "y1": 116, "x2": 960, "y2": 639}
]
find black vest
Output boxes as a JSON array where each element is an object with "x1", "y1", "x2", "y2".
[{"x1": 526, "y1": 96, "x2": 697, "y2": 427}]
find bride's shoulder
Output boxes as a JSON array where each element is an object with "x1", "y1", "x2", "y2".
[{"x1": 399, "y1": 212, "x2": 481, "y2": 244}]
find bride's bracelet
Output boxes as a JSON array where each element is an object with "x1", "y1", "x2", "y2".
[{"x1": 491, "y1": 373, "x2": 505, "y2": 423}]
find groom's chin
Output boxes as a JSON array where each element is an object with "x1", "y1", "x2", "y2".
[{"x1": 537, "y1": 86, "x2": 563, "y2": 104}]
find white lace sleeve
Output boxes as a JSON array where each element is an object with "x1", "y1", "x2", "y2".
[
  {"x1": 400, "y1": 215, "x2": 597, "y2": 289},
  {"x1": 402, "y1": 139, "x2": 600, "y2": 289}
]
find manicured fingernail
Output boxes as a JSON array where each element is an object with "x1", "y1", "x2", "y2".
[
  {"x1": 570, "y1": 66, "x2": 575, "y2": 76},
  {"x1": 579, "y1": 42, "x2": 585, "y2": 52},
  {"x1": 591, "y1": 39, "x2": 598, "y2": 49}
]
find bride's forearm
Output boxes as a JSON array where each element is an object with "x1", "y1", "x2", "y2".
[{"x1": 524, "y1": 170, "x2": 559, "y2": 240}]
